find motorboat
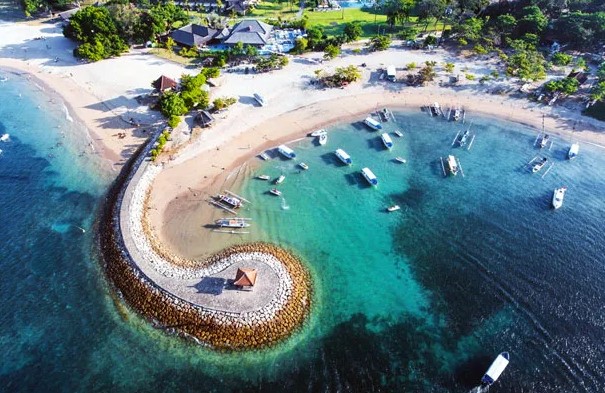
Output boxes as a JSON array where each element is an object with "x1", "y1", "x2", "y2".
[
  {"x1": 256, "y1": 175, "x2": 270, "y2": 180},
  {"x1": 381, "y1": 133, "x2": 393, "y2": 149},
  {"x1": 446, "y1": 155, "x2": 459, "y2": 176},
  {"x1": 532, "y1": 157, "x2": 548, "y2": 173},
  {"x1": 457, "y1": 130, "x2": 470, "y2": 147},
  {"x1": 318, "y1": 133, "x2": 327, "y2": 145},
  {"x1": 259, "y1": 152, "x2": 270, "y2": 160},
  {"x1": 215, "y1": 218, "x2": 251, "y2": 228},
  {"x1": 387, "y1": 205, "x2": 400, "y2": 212},
  {"x1": 363, "y1": 117, "x2": 382, "y2": 131},
  {"x1": 568, "y1": 143, "x2": 579, "y2": 159},
  {"x1": 395, "y1": 157, "x2": 407, "y2": 164},
  {"x1": 275, "y1": 175, "x2": 285, "y2": 184},
  {"x1": 393, "y1": 130, "x2": 403, "y2": 137},
  {"x1": 0, "y1": 133, "x2": 9, "y2": 142},
  {"x1": 552, "y1": 186, "x2": 567, "y2": 209},
  {"x1": 269, "y1": 188, "x2": 282, "y2": 196},
  {"x1": 277, "y1": 145, "x2": 296, "y2": 159},
  {"x1": 452, "y1": 108, "x2": 462, "y2": 121},
  {"x1": 253, "y1": 93, "x2": 267, "y2": 106},
  {"x1": 310, "y1": 129, "x2": 327, "y2": 137},
  {"x1": 298, "y1": 162, "x2": 309, "y2": 170},
  {"x1": 361, "y1": 167, "x2": 378, "y2": 186},
  {"x1": 538, "y1": 133, "x2": 550, "y2": 148},
  {"x1": 430, "y1": 102, "x2": 442, "y2": 116},
  {"x1": 216, "y1": 194, "x2": 242, "y2": 208},
  {"x1": 334, "y1": 149, "x2": 352, "y2": 165},
  {"x1": 481, "y1": 352, "x2": 510, "y2": 386}
]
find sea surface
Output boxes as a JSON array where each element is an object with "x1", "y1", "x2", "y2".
[{"x1": 2, "y1": 69, "x2": 605, "y2": 393}]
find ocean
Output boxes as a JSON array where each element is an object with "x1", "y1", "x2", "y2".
[{"x1": 2, "y1": 69, "x2": 605, "y2": 392}]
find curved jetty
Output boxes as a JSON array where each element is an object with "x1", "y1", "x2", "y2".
[{"x1": 100, "y1": 138, "x2": 312, "y2": 350}]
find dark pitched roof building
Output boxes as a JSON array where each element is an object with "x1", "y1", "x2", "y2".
[
  {"x1": 152, "y1": 75, "x2": 178, "y2": 92},
  {"x1": 171, "y1": 24, "x2": 229, "y2": 48},
  {"x1": 223, "y1": 20, "x2": 273, "y2": 46},
  {"x1": 568, "y1": 71, "x2": 588, "y2": 85},
  {"x1": 233, "y1": 268, "x2": 257, "y2": 288}
]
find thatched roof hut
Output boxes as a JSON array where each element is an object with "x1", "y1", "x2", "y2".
[{"x1": 233, "y1": 268, "x2": 257, "y2": 288}]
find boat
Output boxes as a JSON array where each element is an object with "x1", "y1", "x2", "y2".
[
  {"x1": 430, "y1": 102, "x2": 442, "y2": 117},
  {"x1": 363, "y1": 117, "x2": 382, "y2": 131},
  {"x1": 275, "y1": 175, "x2": 285, "y2": 184},
  {"x1": 387, "y1": 205, "x2": 400, "y2": 212},
  {"x1": 259, "y1": 152, "x2": 270, "y2": 160},
  {"x1": 256, "y1": 175, "x2": 270, "y2": 180},
  {"x1": 552, "y1": 186, "x2": 567, "y2": 209},
  {"x1": 334, "y1": 149, "x2": 352, "y2": 165},
  {"x1": 298, "y1": 162, "x2": 309, "y2": 170},
  {"x1": 361, "y1": 167, "x2": 378, "y2": 186},
  {"x1": 538, "y1": 133, "x2": 550, "y2": 148},
  {"x1": 457, "y1": 130, "x2": 470, "y2": 147},
  {"x1": 269, "y1": 188, "x2": 282, "y2": 196},
  {"x1": 394, "y1": 130, "x2": 403, "y2": 137},
  {"x1": 215, "y1": 218, "x2": 251, "y2": 228},
  {"x1": 446, "y1": 155, "x2": 459, "y2": 176},
  {"x1": 452, "y1": 108, "x2": 462, "y2": 121},
  {"x1": 379, "y1": 108, "x2": 392, "y2": 122},
  {"x1": 318, "y1": 133, "x2": 327, "y2": 145},
  {"x1": 310, "y1": 129, "x2": 327, "y2": 137},
  {"x1": 395, "y1": 157, "x2": 407, "y2": 163},
  {"x1": 481, "y1": 352, "x2": 510, "y2": 386},
  {"x1": 0, "y1": 133, "x2": 9, "y2": 142},
  {"x1": 568, "y1": 143, "x2": 579, "y2": 159},
  {"x1": 381, "y1": 133, "x2": 393, "y2": 149},
  {"x1": 277, "y1": 144, "x2": 296, "y2": 159},
  {"x1": 216, "y1": 194, "x2": 242, "y2": 208},
  {"x1": 532, "y1": 157, "x2": 548, "y2": 173},
  {"x1": 253, "y1": 93, "x2": 267, "y2": 106}
]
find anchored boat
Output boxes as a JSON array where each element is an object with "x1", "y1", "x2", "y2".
[
  {"x1": 568, "y1": 143, "x2": 579, "y2": 159},
  {"x1": 310, "y1": 129, "x2": 326, "y2": 137},
  {"x1": 275, "y1": 175, "x2": 285, "y2": 184},
  {"x1": 387, "y1": 205, "x2": 400, "y2": 212},
  {"x1": 277, "y1": 145, "x2": 296, "y2": 159},
  {"x1": 256, "y1": 175, "x2": 270, "y2": 180},
  {"x1": 532, "y1": 157, "x2": 548, "y2": 173},
  {"x1": 215, "y1": 218, "x2": 251, "y2": 228},
  {"x1": 364, "y1": 117, "x2": 382, "y2": 131},
  {"x1": 381, "y1": 133, "x2": 393, "y2": 149},
  {"x1": 361, "y1": 167, "x2": 378, "y2": 186},
  {"x1": 393, "y1": 130, "x2": 403, "y2": 137},
  {"x1": 318, "y1": 133, "x2": 327, "y2": 145},
  {"x1": 335, "y1": 148, "x2": 352, "y2": 165},
  {"x1": 215, "y1": 194, "x2": 242, "y2": 208},
  {"x1": 395, "y1": 157, "x2": 407, "y2": 163},
  {"x1": 552, "y1": 186, "x2": 567, "y2": 209},
  {"x1": 0, "y1": 133, "x2": 9, "y2": 142},
  {"x1": 446, "y1": 155, "x2": 459, "y2": 176},
  {"x1": 537, "y1": 133, "x2": 550, "y2": 148},
  {"x1": 269, "y1": 188, "x2": 282, "y2": 196},
  {"x1": 481, "y1": 352, "x2": 510, "y2": 386},
  {"x1": 299, "y1": 162, "x2": 309, "y2": 170}
]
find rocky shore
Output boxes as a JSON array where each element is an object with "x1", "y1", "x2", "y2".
[{"x1": 99, "y1": 140, "x2": 313, "y2": 350}]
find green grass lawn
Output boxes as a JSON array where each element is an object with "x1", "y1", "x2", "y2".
[{"x1": 304, "y1": 8, "x2": 387, "y2": 37}]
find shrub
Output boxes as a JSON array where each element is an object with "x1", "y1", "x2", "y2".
[
  {"x1": 551, "y1": 52, "x2": 573, "y2": 66},
  {"x1": 465, "y1": 73, "x2": 476, "y2": 80},
  {"x1": 168, "y1": 115, "x2": 181, "y2": 128},
  {"x1": 406, "y1": 62, "x2": 417, "y2": 70},
  {"x1": 444, "y1": 62, "x2": 455, "y2": 73}
]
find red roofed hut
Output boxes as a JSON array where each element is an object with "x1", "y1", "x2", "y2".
[
  {"x1": 152, "y1": 75, "x2": 178, "y2": 93},
  {"x1": 233, "y1": 268, "x2": 257, "y2": 290}
]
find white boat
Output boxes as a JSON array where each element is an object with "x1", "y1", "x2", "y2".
[
  {"x1": 381, "y1": 133, "x2": 393, "y2": 149},
  {"x1": 481, "y1": 352, "x2": 510, "y2": 386},
  {"x1": 552, "y1": 186, "x2": 567, "y2": 209},
  {"x1": 275, "y1": 175, "x2": 285, "y2": 184},
  {"x1": 393, "y1": 130, "x2": 403, "y2": 137},
  {"x1": 253, "y1": 93, "x2": 267, "y2": 106},
  {"x1": 334, "y1": 149, "x2": 352, "y2": 165},
  {"x1": 216, "y1": 194, "x2": 242, "y2": 208},
  {"x1": 447, "y1": 155, "x2": 459, "y2": 176},
  {"x1": 299, "y1": 162, "x2": 309, "y2": 170},
  {"x1": 532, "y1": 157, "x2": 548, "y2": 173},
  {"x1": 318, "y1": 133, "x2": 327, "y2": 145},
  {"x1": 0, "y1": 133, "x2": 9, "y2": 142},
  {"x1": 256, "y1": 175, "x2": 270, "y2": 180},
  {"x1": 269, "y1": 188, "x2": 281, "y2": 196},
  {"x1": 387, "y1": 205, "x2": 400, "y2": 212},
  {"x1": 215, "y1": 218, "x2": 251, "y2": 228},
  {"x1": 568, "y1": 143, "x2": 579, "y2": 159},
  {"x1": 452, "y1": 108, "x2": 462, "y2": 121},
  {"x1": 538, "y1": 133, "x2": 550, "y2": 148},
  {"x1": 361, "y1": 167, "x2": 378, "y2": 186},
  {"x1": 430, "y1": 102, "x2": 442, "y2": 116},
  {"x1": 259, "y1": 152, "x2": 270, "y2": 160},
  {"x1": 457, "y1": 130, "x2": 470, "y2": 147},
  {"x1": 310, "y1": 129, "x2": 327, "y2": 137},
  {"x1": 277, "y1": 144, "x2": 296, "y2": 159},
  {"x1": 395, "y1": 157, "x2": 407, "y2": 163},
  {"x1": 363, "y1": 117, "x2": 382, "y2": 131}
]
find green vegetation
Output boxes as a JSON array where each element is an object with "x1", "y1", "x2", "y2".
[
  {"x1": 444, "y1": 62, "x2": 454, "y2": 73},
  {"x1": 255, "y1": 54, "x2": 289, "y2": 72},
  {"x1": 323, "y1": 44, "x2": 341, "y2": 60},
  {"x1": 551, "y1": 52, "x2": 573, "y2": 66},
  {"x1": 150, "y1": 130, "x2": 172, "y2": 161},
  {"x1": 343, "y1": 22, "x2": 363, "y2": 42},
  {"x1": 212, "y1": 97, "x2": 237, "y2": 111},
  {"x1": 368, "y1": 35, "x2": 392, "y2": 51},
  {"x1": 545, "y1": 77, "x2": 580, "y2": 95},
  {"x1": 316, "y1": 65, "x2": 362, "y2": 88}
]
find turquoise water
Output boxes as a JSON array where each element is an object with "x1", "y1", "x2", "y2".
[{"x1": 3, "y1": 66, "x2": 605, "y2": 392}]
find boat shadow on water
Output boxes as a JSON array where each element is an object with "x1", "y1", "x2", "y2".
[
  {"x1": 344, "y1": 172, "x2": 375, "y2": 189},
  {"x1": 320, "y1": 152, "x2": 348, "y2": 167},
  {"x1": 367, "y1": 137, "x2": 387, "y2": 152}
]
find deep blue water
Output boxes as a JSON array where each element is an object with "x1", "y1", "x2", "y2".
[{"x1": 2, "y1": 67, "x2": 605, "y2": 393}]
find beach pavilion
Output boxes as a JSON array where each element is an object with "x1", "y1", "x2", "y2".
[
  {"x1": 152, "y1": 75, "x2": 178, "y2": 93},
  {"x1": 233, "y1": 268, "x2": 257, "y2": 290}
]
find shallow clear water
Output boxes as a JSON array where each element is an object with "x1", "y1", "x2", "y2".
[{"x1": 2, "y1": 67, "x2": 605, "y2": 392}]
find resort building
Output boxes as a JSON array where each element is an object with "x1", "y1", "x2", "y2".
[
  {"x1": 170, "y1": 24, "x2": 229, "y2": 48},
  {"x1": 223, "y1": 20, "x2": 273, "y2": 47},
  {"x1": 152, "y1": 75, "x2": 178, "y2": 93}
]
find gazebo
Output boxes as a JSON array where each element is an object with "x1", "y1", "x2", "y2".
[
  {"x1": 233, "y1": 268, "x2": 257, "y2": 290},
  {"x1": 152, "y1": 75, "x2": 178, "y2": 93}
]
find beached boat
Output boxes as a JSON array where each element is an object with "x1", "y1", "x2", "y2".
[
  {"x1": 430, "y1": 102, "x2": 442, "y2": 117},
  {"x1": 361, "y1": 167, "x2": 378, "y2": 186},
  {"x1": 538, "y1": 133, "x2": 550, "y2": 148},
  {"x1": 552, "y1": 186, "x2": 567, "y2": 209},
  {"x1": 378, "y1": 108, "x2": 392, "y2": 122},
  {"x1": 0, "y1": 133, "x2": 9, "y2": 142},
  {"x1": 256, "y1": 175, "x2": 270, "y2": 180},
  {"x1": 394, "y1": 130, "x2": 404, "y2": 137},
  {"x1": 452, "y1": 108, "x2": 462, "y2": 121},
  {"x1": 310, "y1": 129, "x2": 327, "y2": 137},
  {"x1": 568, "y1": 143, "x2": 579, "y2": 159},
  {"x1": 215, "y1": 218, "x2": 251, "y2": 228},
  {"x1": 532, "y1": 157, "x2": 548, "y2": 173},
  {"x1": 269, "y1": 188, "x2": 282, "y2": 196},
  {"x1": 364, "y1": 117, "x2": 382, "y2": 131},
  {"x1": 395, "y1": 157, "x2": 407, "y2": 164},
  {"x1": 259, "y1": 152, "x2": 270, "y2": 161},
  {"x1": 216, "y1": 194, "x2": 242, "y2": 208},
  {"x1": 298, "y1": 162, "x2": 309, "y2": 170},
  {"x1": 447, "y1": 155, "x2": 459, "y2": 176},
  {"x1": 387, "y1": 205, "x2": 400, "y2": 212},
  {"x1": 253, "y1": 93, "x2": 267, "y2": 106},
  {"x1": 481, "y1": 352, "x2": 510, "y2": 386},
  {"x1": 334, "y1": 149, "x2": 352, "y2": 165},
  {"x1": 275, "y1": 175, "x2": 285, "y2": 184},
  {"x1": 318, "y1": 133, "x2": 327, "y2": 145},
  {"x1": 277, "y1": 144, "x2": 296, "y2": 159},
  {"x1": 381, "y1": 133, "x2": 393, "y2": 149}
]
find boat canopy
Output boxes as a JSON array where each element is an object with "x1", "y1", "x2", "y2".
[
  {"x1": 277, "y1": 144, "x2": 296, "y2": 159},
  {"x1": 361, "y1": 167, "x2": 378, "y2": 186},
  {"x1": 381, "y1": 133, "x2": 393, "y2": 148},
  {"x1": 335, "y1": 149, "x2": 352, "y2": 164},
  {"x1": 364, "y1": 117, "x2": 382, "y2": 130},
  {"x1": 482, "y1": 352, "x2": 510, "y2": 385}
]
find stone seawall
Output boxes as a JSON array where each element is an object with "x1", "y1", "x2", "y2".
[{"x1": 99, "y1": 139, "x2": 313, "y2": 350}]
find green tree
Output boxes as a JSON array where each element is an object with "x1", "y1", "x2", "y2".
[
  {"x1": 453, "y1": 17, "x2": 484, "y2": 45},
  {"x1": 159, "y1": 91, "x2": 188, "y2": 118},
  {"x1": 324, "y1": 44, "x2": 341, "y2": 60},
  {"x1": 293, "y1": 36, "x2": 308, "y2": 53},
  {"x1": 506, "y1": 45, "x2": 546, "y2": 81},
  {"x1": 444, "y1": 62, "x2": 455, "y2": 73},
  {"x1": 518, "y1": 6, "x2": 548, "y2": 35},
  {"x1": 545, "y1": 77, "x2": 580, "y2": 95},
  {"x1": 148, "y1": 1, "x2": 189, "y2": 37},
  {"x1": 417, "y1": 0, "x2": 446, "y2": 31},
  {"x1": 343, "y1": 22, "x2": 363, "y2": 42},
  {"x1": 590, "y1": 81, "x2": 605, "y2": 102},
  {"x1": 551, "y1": 52, "x2": 573, "y2": 66},
  {"x1": 368, "y1": 35, "x2": 392, "y2": 51}
]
